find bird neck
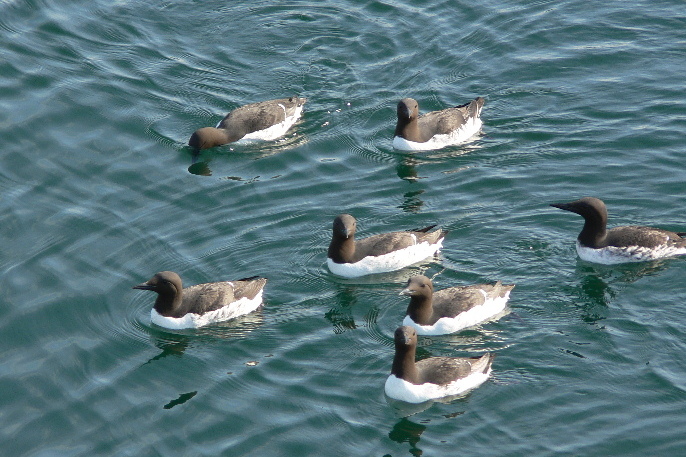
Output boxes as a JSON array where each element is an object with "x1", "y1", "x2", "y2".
[
  {"x1": 406, "y1": 294, "x2": 433, "y2": 325},
  {"x1": 391, "y1": 345, "x2": 420, "y2": 384},
  {"x1": 395, "y1": 116, "x2": 421, "y2": 141},
  {"x1": 578, "y1": 213, "x2": 608, "y2": 248},
  {"x1": 153, "y1": 290, "x2": 184, "y2": 317},
  {"x1": 328, "y1": 234, "x2": 355, "y2": 263}
]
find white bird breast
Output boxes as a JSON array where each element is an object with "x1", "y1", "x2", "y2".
[
  {"x1": 392, "y1": 117, "x2": 483, "y2": 151},
  {"x1": 384, "y1": 367, "x2": 491, "y2": 403},
  {"x1": 575, "y1": 240, "x2": 686, "y2": 264}
]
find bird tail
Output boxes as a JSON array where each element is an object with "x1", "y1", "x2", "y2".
[
  {"x1": 471, "y1": 353, "x2": 495, "y2": 374},
  {"x1": 410, "y1": 224, "x2": 436, "y2": 233},
  {"x1": 236, "y1": 275, "x2": 263, "y2": 282},
  {"x1": 455, "y1": 97, "x2": 485, "y2": 117}
]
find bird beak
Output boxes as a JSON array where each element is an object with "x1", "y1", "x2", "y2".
[
  {"x1": 399, "y1": 287, "x2": 412, "y2": 296},
  {"x1": 133, "y1": 282, "x2": 154, "y2": 290},
  {"x1": 550, "y1": 202, "x2": 572, "y2": 211},
  {"x1": 399, "y1": 328, "x2": 413, "y2": 345},
  {"x1": 400, "y1": 103, "x2": 412, "y2": 118}
]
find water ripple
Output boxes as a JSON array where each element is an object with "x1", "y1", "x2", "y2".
[{"x1": 3, "y1": 0, "x2": 686, "y2": 454}]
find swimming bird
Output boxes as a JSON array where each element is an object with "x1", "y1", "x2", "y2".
[
  {"x1": 189, "y1": 97, "x2": 306, "y2": 150},
  {"x1": 326, "y1": 214, "x2": 446, "y2": 278},
  {"x1": 384, "y1": 326, "x2": 494, "y2": 403},
  {"x1": 393, "y1": 97, "x2": 484, "y2": 151},
  {"x1": 401, "y1": 275, "x2": 514, "y2": 335},
  {"x1": 133, "y1": 271, "x2": 267, "y2": 329},
  {"x1": 550, "y1": 197, "x2": 686, "y2": 264}
]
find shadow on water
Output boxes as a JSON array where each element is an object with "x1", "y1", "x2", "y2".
[{"x1": 163, "y1": 391, "x2": 197, "y2": 410}]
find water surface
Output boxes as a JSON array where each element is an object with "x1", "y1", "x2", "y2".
[{"x1": 1, "y1": 0, "x2": 686, "y2": 455}]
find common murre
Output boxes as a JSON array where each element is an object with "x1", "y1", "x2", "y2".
[
  {"x1": 384, "y1": 326, "x2": 494, "y2": 403},
  {"x1": 189, "y1": 97, "x2": 306, "y2": 150},
  {"x1": 393, "y1": 97, "x2": 484, "y2": 151},
  {"x1": 550, "y1": 197, "x2": 686, "y2": 264},
  {"x1": 326, "y1": 214, "x2": 446, "y2": 278},
  {"x1": 401, "y1": 275, "x2": 514, "y2": 335},
  {"x1": 133, "y1": 271, "x2": 267, "y2": 329}
]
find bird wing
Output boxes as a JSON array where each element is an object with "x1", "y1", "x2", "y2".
[
  {"x1": 354, "y1": 232, "x2": 418, "y2": 260},
  {"x1": 217, "y1": 98, "x2": 303, "y2": 136},
  {"x1": 607, "y1": 226, "x2": 686, "y2": 248},
  {"x1": 231, "y1": 276, "x2": 267, "y2": 300},
  {"x1": 432, "y1": 286, "x2": 489, "y2": 317},
  {"x1": 417, "y1": 108, "x2": 467, "y2": 138},
  {"x1": 415, "y1": 356, "x2": 482, "y2": 385},
  {"x1": 183, "y1": 282, "x2": 236, "y2": 314}
]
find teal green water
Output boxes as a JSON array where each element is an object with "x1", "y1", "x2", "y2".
[{"x1": 2, "y1": 0, "x2": 686, "y2": 455}]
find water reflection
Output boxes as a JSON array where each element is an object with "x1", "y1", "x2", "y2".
[
  {"x1": 398, "y1": 189, "x2": 425, "y2": 213},
  {"x1": 194, "y1": 308, "x2": 265, "y2": 339},
  {"x1": 576, "y1": 259, "x2": 669, "y2": 286},
  {"x1": 436, "y1": 325, "x2": 507, "y2": 351},
  {"x1": 385, "y1": 396, "x2": 434, "y2": 418},
  {"x1": 187, "y1": 151, "x2": 252, "y2": 181},
  {"x1": 570, "y1": 260, "x2": 670, "y2": 325},
  {"x1": 388, "y1": 418, "x2": 427, "y2": 457},
  {"x1": 579, "y1": 273, "x2": 615, "y2": 307},
  {"x1": 144, "y1": 334, "x2": 191, "y2": 365},
  {"x1": 323, "y1": 283, "x2": 387, "y2": 340},
  {"x1": 324, "y1": 264, "x2": 433, "y2": 286},
  {"x1": 385, "y1": 388, "x2": 476, "y2": 419},
  {"x1": 392, "y1": 138, "x2": 483, "y2": 182},
  {"x1": 142, "y1": 308, "x2": 265, "y2": 364},
  {"x1": 188, "y1": 153, "x2": 212, "y2": 176},
  {"x1": 395, "y1": 156, "x2": 422, "y2": 181},
  {"x1": 324, "y1": 284, "x2": 359, "y2": 334},
  {"x1": 564, "y1": 270, "x2": 613, "y2": 327},
  {"x1": 613, "y1": 260, "x2": 669, "y2": 283},
  {"x1": 185, "y1": 131, "x2": 308, "y2": 177}
]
